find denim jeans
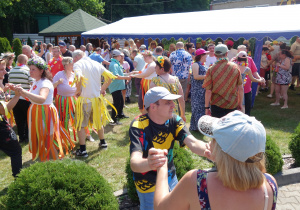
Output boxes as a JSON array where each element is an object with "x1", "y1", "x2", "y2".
[{"x1": 136, "y1": 174, "x2": 178, "y2": 210}]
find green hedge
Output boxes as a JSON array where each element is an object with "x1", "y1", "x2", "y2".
[
  {"x1": 125, "y1": 143, "x2": 195, "y2": 202},
  {"x1": 265, "y1": 135, "x2": 283, "y2": 175},
  {"x1": 0, "y1": 37, "x2": 12, "y2": 54},
  {"x1": 4, "y1": 159, "x2": 119, "y2": 210},
  {"x1": 289, "y1": 123, "x2": 300, "y2": 167},
  {"x1": 12, "y1": 38, "x2": 22, "y2": 62}
]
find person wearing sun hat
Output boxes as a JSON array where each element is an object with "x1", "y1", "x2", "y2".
[
  {"x1": 226, "y1": 40, "x2": 238, "y2": 61},
  {"x1": 129, "y1": 86, "x2": 211, "y2": 209},
  {"x1": 153, "y1": 110, "x2": 278, "y2": 210},
  {"x1": 189, "y1": 48, "x2": 209, "y2": 131},
  {"x1": 202, "y1": 44, "x2": 244, "y2": 118}
]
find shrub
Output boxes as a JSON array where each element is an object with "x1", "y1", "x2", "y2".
[
  {"x1": 27, "y1": 37, "x2": 33, "y2": 47},
  {"x1": 265, "y1": 135, "x2": 283, "y2": 175},
  {"x1": 0, "y1": 37, "x2": 12, "y2": 54},
  {"x1": 173, "y1": 143, "x2": 195, "y2": 179},
  {"x1": 4, "y1": 159, "x2": 119, "y2": 210},
  {"x1": 289, "y1": 123, "x2": 300, "y2": 167},
  {"x1": 125, "y1": 157, "x2": 139, "y2": 204},
  {"x1": 12, "y1": 38, "x2": 22, "y2": 62},
  {"x1": 125, "y1": 143, "x2": 195, "y2": 203}
]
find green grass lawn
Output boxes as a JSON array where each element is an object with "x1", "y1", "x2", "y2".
[{"x1": 0, "y1": 84, "x2": 299, "y2": 199}]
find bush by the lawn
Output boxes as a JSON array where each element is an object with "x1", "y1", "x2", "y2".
[
  {"x1": 265, "y1": 135, "x2": 283, "y2": 174},
  {"x1": 125, "y1": 143, "x2": 195, "y2": 202},
  {"x1": 289, "y1": 123, "x2": 300, "y2": 167},
  {"x1": 4, "y1": 159, "x2": 119, "y2": 210}
]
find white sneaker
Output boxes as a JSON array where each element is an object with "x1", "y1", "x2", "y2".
[
  {"x1": 267, "y1": 94, "x2": 272, "y2": 98},
  {"x1": 135, "y1": 95, "x2": 139, "y2": 97},
  {"x1": 86, "y1": 135, "x2": 95, "y2": 142}
]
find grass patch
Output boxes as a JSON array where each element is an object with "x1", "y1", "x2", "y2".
[{"x1": 0, "y1": 83, "x2": 299, "y2": 198}]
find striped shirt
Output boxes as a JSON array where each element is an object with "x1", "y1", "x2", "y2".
[
  {"x1": 202, "y1": 60, "x2": 242, "y2": 109},
  {"x1": 8, "y1": 65, "x2": 33, "y2": 99}
]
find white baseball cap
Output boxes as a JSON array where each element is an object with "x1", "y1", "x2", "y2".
[
  {"x1": 198, "y1": 110, "x2": 266, "y2": 162},
  {"x1": 144, "y1": 87, "x2": 181, "y2": 109}
]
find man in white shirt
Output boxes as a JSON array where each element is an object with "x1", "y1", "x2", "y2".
[
  {"x1": 205, "y1": 43, "x2": 217, "y2": 68},
  {"x1": 72, "y1": 50, "x2": 116, "y2": 157}
]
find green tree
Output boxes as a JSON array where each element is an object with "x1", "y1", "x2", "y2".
[
  {"x1": 104, "y1": 0, "x2": 211, "y2": 22},
  {"x1": 0, "y1": 37, "x2": 12, "y2": 54},
  {"x1": 12, "y1": 38, "x2": 22, "y2": 62}
]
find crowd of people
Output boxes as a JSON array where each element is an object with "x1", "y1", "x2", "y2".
[{"x1": 1, "y1": 36, "x2": 299, "y2": 209}]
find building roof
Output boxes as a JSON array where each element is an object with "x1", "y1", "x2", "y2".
[
  {"x1": 39, "y1": 9, "x2": 106, "y2": 36},
  {"x1": 211, "y1": 0, "x2": 246, "y2": 4}
]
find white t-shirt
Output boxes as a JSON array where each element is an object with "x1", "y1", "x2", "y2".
[
  {"x1": 29, "y1": 78, "x2": 54, "y2": 105},
  {"x1": 205, "y1": 55, "x2": 217, "y2": 68},
  {"x1": 143, "y1": 61, "x2": 157, "y2": 80},
  {"x1": 53, "y1": 71, "x2": 76, "y2": 97},
  {"x1": 227, "y1": 49, "x2": 238, "y2": 61},
  {"x1": 73, "y1": 57, "x2": 106, "y2": 98},
  {"x1": 134, "y1": 54, "x2": 146, "y2": 71}
]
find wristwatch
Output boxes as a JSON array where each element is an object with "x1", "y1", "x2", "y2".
[{"x1": 205, "y1": 107, "x2": 210, "y2": 109}]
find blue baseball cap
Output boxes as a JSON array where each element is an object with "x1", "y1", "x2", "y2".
[
  {"x1": 59, "y1": 41, "x2": 66, "y2": 47},
  {"x1": 144, "y1": 87, "x2": 181, "y2": 109},
  {"x1": 198, "y1": 110, "x2": 266, "y2": 162}
]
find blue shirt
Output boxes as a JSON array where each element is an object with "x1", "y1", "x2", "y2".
[
  {"x1": 108, "y1": 58, "x2": 125, "y2": 93},
  {"x1": 124, "y1": 56, "x2": 134, "y2": 72},
  {"x1": 169, "y1": 49, "x2": 192, "y2": 79},
  {"x1": 89, "y1": 53, "x2": 104, "y2": 63}
]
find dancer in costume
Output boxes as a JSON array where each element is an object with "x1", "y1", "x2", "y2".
[
  {"x1": 72, "y1": 50, "x2": 117, "y2": 157},
  {"x1": 16, "y1": 57, "x2": 74, "y2": 161},
  {"x1": 53, "y1": 57, "x2": 94, "y2": 142},
  {"x1": 131, "y1": 50, "x2": 156, "y2": 113},
  {"x1": 150, "y1": 56, "x2": 186, "y2": 121},
  {"x1": 0, "y1": 58, "x2": 22, "y2": 177}
]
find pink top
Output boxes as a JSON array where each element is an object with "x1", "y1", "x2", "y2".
[
  {"x1": 244, "y1": 57, "x2": 257, "y2": 93},
  {"x1": 53, "y1": 71, "x2": 76, "y2": 97}
]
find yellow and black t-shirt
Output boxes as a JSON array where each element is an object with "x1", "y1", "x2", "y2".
[{"x1": 129, "y1": 114, "x2": 190, "y2": 193}]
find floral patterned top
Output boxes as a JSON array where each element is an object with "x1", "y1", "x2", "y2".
[
  {"x1": 169, "y1": 49, "x2": 192, "y2": 79},
  {"x1": 197, "y1": 169, "x2": 278, "y2": 210}
]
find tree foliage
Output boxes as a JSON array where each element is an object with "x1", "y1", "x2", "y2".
[
  {"x1": 104, "y1": 0, "x2": 211, "y2": 22},
  {"x1": 12, "y1": 38, "x2": 22, "y2": 62}
]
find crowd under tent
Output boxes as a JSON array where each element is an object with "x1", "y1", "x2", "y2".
[
  {"x1": 82, "y1": 4, "x2": 300, "y2": 104},
  {"x1": 39, "y1": 9, "x2": 106, "y2": 48}
]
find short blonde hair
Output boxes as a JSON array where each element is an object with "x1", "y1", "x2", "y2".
[
  {"x1": 212, "y1": 139, "x2": 266, "y2": 191},
  {"x1": 62, "y1": 57, "x2": 73, "y2": 66}
]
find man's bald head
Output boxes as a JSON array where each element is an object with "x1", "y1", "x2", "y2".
[
  {"x1": 176, "y1": 42, "x2": 184, "y2": 49},
  {"x1": 17, "y1": 54, "x2": 28, "y2": 65}
]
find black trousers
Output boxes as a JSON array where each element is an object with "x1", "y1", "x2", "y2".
[
  {"x1": 244, "y1": 91, "x2": 252, "y2": 116},
  {"x1": 13, "y1": 99, "x2": 31, "y2": 141},
  {"x1": 211, "y1": 105, "x2": 236, "y2": 118},
  {"x1": 0, "y1": 139, "x2": 22, "y2": 177},
  {"x1": 111, "y1": 90, "x2": 124, "y2": 122}
]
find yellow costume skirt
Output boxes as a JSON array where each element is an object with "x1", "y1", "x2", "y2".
[
  {"x1": 55, "y1": 95, "x2": 77, "y2": 141},
  {"x1": 75, "y1": 95, "x2": 116, "y2": 130},
  {"x1": 27, "y1": 104, "x2": 75, "y2": 161}
]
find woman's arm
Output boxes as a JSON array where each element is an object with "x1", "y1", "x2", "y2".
[
  {"x1": 192, "y1": 63, "x2": 205, "y2": 80},
  {"x1": 53, "y1": 78, "x2": 63, "y2": 88},
  {"x1": 132, "y1": 64, "x2": 155, "y2": 78},
  {"x1": 279, "y1": 57, "x2": 291, "y2": 70},
  {"x1": 177, "y1": 81, "x2": 186, "y2": 122},
  {"x1": 18, "y1": 87, "x2": 49, "y2": 104},
  {"x1": 246, "y1": 69, "x2": 265, "y2": 83},
  {"x1": 154, "y1": 151, "x2": 195, "y2": 210},
  {"x1": 149, "y1": 81, "x2": 156, "y2": 89}
]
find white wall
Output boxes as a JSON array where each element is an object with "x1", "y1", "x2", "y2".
[
  {"x1": 211, "y1": 0, "x2": 277, "y2": 10},
  {"x1": 13, "y1": 34, "x2": 52, "y2": 44}
]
